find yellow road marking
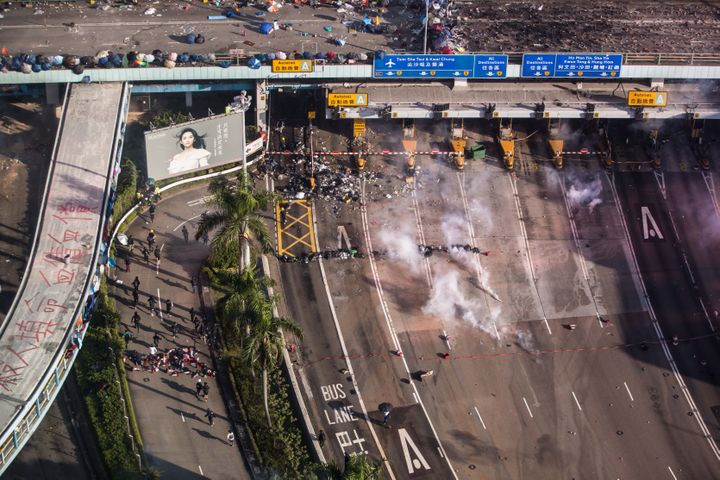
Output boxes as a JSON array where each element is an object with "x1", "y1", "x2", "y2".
[{"x1": 276, "y1": 200, "x2": 317, "y2": 257}]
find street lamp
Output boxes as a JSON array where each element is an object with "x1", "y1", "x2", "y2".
[{"x1": 423, "y1": 0, "x2": 429, "y2": 54}]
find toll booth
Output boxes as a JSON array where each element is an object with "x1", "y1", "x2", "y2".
[
  {"x1": 498, "y1": 119, "x2": 515, "y2": 171},
  {"x1": 352, "y1": 118, "x2": 368, "y2": 171},
  {"x1": 402, "y1": 119, "x2": 417, "y2": 176},
  {"x1": 547, "y1": 118, "x2": 564, "y2": 169},
  {"x1": 450, "y1": 119, "x2": 466, "y2": 170}
]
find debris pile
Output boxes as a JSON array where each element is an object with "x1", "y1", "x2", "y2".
[{"x1": 124, "y1": 346, "x2": 216, "y2": 377}]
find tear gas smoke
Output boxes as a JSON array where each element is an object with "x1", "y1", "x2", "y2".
[{"x1": 567, "y1": 177, "x2": 603, "y2": 214}]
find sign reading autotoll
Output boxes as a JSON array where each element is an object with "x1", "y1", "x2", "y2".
[
  {"x1": 627, "y1": 91, "x2": 669, "y2": 107},
  {"x1": 271, "y1": 59, "x2": 314, "y2": 73},
  {"x1": 328, "y1": 93, "x2": 369, "y2": 107}
]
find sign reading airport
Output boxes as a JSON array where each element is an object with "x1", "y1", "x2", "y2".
[
  {"x1": 627, "y1": 91, "x2": 668, "y2": 107},
  {"x1": 271, "y1": 59, "x2": 313, "y2": 73},
  {"x1": 328, "y1": 93, "x2": 369, "y2": 107},
  {"x1": 521, "y1": 53, "x2": 623, "y2": 78},
  {"x1": 373, "y1": 54, "x2": 507, "y2": 79}
]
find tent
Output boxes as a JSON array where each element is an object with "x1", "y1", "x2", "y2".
[{"x1": 259, "y1": 22, "x2": 273, "y2": 35}]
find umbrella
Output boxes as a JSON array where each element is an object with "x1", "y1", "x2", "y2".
[
  {"x1": 358, "y1": 52, "x2": 368, "y2": 61},
  {"x1": 379, "y1": 403, "x2": 393, "y2": 413},
  {"x1": 247, "y1": 57, "x2": 261, "y2": 69},
  {"x1": 275, "y1": 51, "x2": 287, "y2": 60},
  {"x1": 267, "y1": 52, "x2": 276, "y2": 60},
  {"x1": 375, "y1": 50, "x2": 385, "y2": 59},
  {"x1": 302, "y1": 51, "x2": 313, "y2": 59},
  {"x1": 259, "y1": 22, "x2": 273, "y2": 35}
]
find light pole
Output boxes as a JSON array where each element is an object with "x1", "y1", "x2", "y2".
[{"x1": 423, "y1": 0, "x2": 429, "y2": 54}]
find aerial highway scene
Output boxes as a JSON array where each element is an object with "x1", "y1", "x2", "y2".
[{"x1": 1, "y1": 1, "x2": 720, "y2": 479}]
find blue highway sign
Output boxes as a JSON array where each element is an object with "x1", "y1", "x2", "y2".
[
  {"x1": 521, "y1": 54, "x2": 557, "y2": 78},
  {"x1": 555, "y1": 53, "x2": 622, "y2": 78},
  {"x1": 373, "y1": 54, "x2": 476, "y2": 79},
  {"x1": 473, "y1": 55, "x2": 508, "y2": 78}
]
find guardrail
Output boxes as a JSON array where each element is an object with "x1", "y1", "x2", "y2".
[{"x1": 0, "y1": 82, "x2": 131, "y2": 474}]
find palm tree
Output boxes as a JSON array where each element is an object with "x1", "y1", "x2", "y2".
[
  {"x1": 242, "y1": 298, "x2": 302, "y2": 428},
  {"x1": 316, "y1": 454, "x2": 384, "y2": 480},
  {"x1": 195, "y1": 175, "x2": 274, "y2": 270},
  {"x1": 205, "y1": 266, "x2": 272, "y2": 345}
]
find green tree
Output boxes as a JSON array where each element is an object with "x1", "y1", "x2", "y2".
[
  {"x1": 316, "y1": 454, "x2": 384, "y2": 480},
  {"x1": 139, "y1": 110, "x2": 192, "y2": 130},
  {"x1": 242, "y1": 299, "x2": 302, "y2": 428},
  {"x1": 195, "y1": 175, "x2": 274, "y2": 270},
  {"x1": 205, "y1": 266, "x2": 272, "y2": 347}
]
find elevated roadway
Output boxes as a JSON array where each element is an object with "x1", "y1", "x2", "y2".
[
  {"x1": 326, "y1": 82, "x2": 720, "y2": 120},
  {"x1": 0, "y1": 82, "x2": 128, "y2": 473}
]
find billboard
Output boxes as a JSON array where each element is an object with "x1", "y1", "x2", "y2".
[{"x1": 144, "y1": 112, "x2": 245, "y2": 180}]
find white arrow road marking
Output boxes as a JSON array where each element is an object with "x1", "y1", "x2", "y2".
[
  {"x1": 641, "y1": 206, "x2": 664, "y2": 240},
  {"x1": 337, "y1": 225, "x2": 352, "y2": 250},
  {"x1": 398, "y1": 428, "x2": 432, "y2": 474}
]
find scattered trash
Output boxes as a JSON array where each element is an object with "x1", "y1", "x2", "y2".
[{"x1": 143, "y1": 7, "x2": 156, "y2": 16}]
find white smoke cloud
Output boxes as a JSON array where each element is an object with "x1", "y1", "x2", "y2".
[{"x1": 567, "y1": 177, "x2": 603, "y2": 214}]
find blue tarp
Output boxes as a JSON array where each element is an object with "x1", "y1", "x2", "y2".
[{"x1": 259, "y1": 22, "x2": 273, "y2": 35}]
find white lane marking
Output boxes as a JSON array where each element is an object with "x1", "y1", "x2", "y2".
[
  {"x1": 572, "y1": 391, "x2": 583, "y2": 412},
  {"x1": 313, "y1": 203, "x2": 397, "y2": 480},
  {"x1": 442, "y1": 329, "x2": 452, "y2": 351},
  {"x1": 437, "y1": 447, "x2": 445, "y2": 459},
  {"x1": 180, "y1": 412, "x2": 185, "y2": 423},
  {"x1": 523, "y1": 397, "x2": 534, "y2": 418},
  {"x1": 559, "y1": 175, "x2": 605, "y2": 328},
  {"x1": 607, "y1": 170, "x2": 720, "y2": 461},
  {"x1": 412, "y1": 392, "x2": 419, "y2": 404},
  {"x1": 507, "y1": 173, "x2": 552, "y2": 335},
  {"x1": 624, "y1": 382, "x2": 635, "y2": 402},
  {"x1": 157, "y1": 287, "x2": 164, "y2": 323},
  {"x1": 198, "y1": 465, "x2": 204, "y2": 476},
  {"x1": 173, "y1": 212, "x2": 204, "y2": 232},
  {"x1": 456, "y1": 173, "x2": 500, "y2": 339},
  {"x1": 337, "y1": 225, "x2": 352, "y2": 250},
  {"x1": 410, "y1": 189, "x2": 433, "y2": 288},
  {"x1": 698, "y1": 297, "x2": 716, "y2": 332},
  {"x1": 474, "y1": 406, "x2": 487, "y2": 430},
  {"x1": 358, "y1": 181, "x2": 458, "y2": 479},
  {"x1": 668, "y1": 466, "x2": 678, "y2": 480},
  {"x1": 186, "y1": 195, "x2": 212, "y2": 208}
]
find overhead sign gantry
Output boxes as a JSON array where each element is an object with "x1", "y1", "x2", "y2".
[{"x1": 373, "y1": 54, "x2": 508, "y2": 79}]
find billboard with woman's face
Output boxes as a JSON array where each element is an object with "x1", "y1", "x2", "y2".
[{"x1": 144, "y1": 112, "x2": 245, "y2": 180}]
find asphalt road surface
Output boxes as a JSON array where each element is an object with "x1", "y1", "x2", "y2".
[{"x1": 269, "y1": 111, "x2": 720, "y2": 479}]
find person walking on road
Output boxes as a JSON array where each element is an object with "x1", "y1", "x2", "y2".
[
  {"x1": 165, "y1": 298, "x2": 173, "y2": 315},
  {"x1": 190, "y1": 306, "x2": 196, "y2": 324},
  {"x1": 196, "y1": 378, "x2": 204, "y2": 399},
  {"x1": 142, "y1": 246, "x2": 149, "y2": 264},
  {"x1": 149, "y1": 204, "x2": 156, "y2": 224},
  {"x1": 124, "y1": 255, "x2": 131, "y2": 273},
  {"x1": 154, "y1": 246, "x2": 162, "y2": 264},
  {"x1": 147, "y1": 230, "x2": 156, "y2": 249},
  {"x1": 190, "y1": 276, "x2": 197, "y2": 294},
  {"x1": 148, "y1": 295, "x2": 157, "y2": 316},
  {"x1": 316, "y1": 430, "x2": 326, "y2": 448},
  {"x1": 171, "y1": 321, "x2": 179, "y2": 340},
  {"x1": 127, "y1": 235, "x2": 135, "y2": 255},
  {"x1": 202, "y1": 382, "x2": 210, "y2": 401},
  {"x1": 226, "y1": 429, "x2": 234, "y2": 446},
  {"x1": 132, "y1": 289, "x2": 139, "y2": 308},
  {"x1": 132, "y1": 276, "x2": 140, "y2": 292},
  {"x1": 204, "y1": 408, "x2": 215, "y2": 426},
  {"x1": 182, "y1": 225, "x2": 190, "y2": 244},
  {"x1": 202, "y1": 232, "x2": 209, "y2": 245},
  {"x1": 152, "y1": 332, "x2": 162, "y2": 349},
  {"x1": 131, "y1": 311, "x2": 141, "y2": 332}
]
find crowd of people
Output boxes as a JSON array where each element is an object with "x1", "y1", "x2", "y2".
[{"x1": 125, "y1": 345, "x2": 216, "y2": 378}]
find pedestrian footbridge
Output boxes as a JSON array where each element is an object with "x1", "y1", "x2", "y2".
[{"x1": 0, "y1": 82, "x2": 129, "y2": 474}]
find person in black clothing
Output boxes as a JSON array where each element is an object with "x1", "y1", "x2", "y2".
[
  {"x1": 132, "y1": 276, "x2": 140, "y2": 291},
  {"x1": 152, "y1": 332, "x2": 162, "y2": 348},
  {"x1": 142, "y1": 246, "x2": 149, "y2": 264},
  {"x1": 202, "y1": 382, "x2": 210, "y2": 401},
  {"x1": 204, "y1": 408, "x2": 215, "y2": 426},
  {"x1": 148, "y1": 295, "x2": 157, "y2": 315},
  {"x1": 149, "y1": 204, "x2": 156, "y2": 223},
  {"x1": 131, "y1": 311, "x2": 141, "y2": 332},
  {"x1": 132, "y1": 289, "x2": 139, "y2": 308}
]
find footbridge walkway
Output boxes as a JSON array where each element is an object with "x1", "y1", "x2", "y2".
[{"x1": 0, "y1": 82, "x2": 129, "y2": 474}]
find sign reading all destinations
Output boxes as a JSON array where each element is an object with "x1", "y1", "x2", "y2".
[
  {"x1": 555, "y1": 53, "x2": 622, "y2": 78},
  {"x1": 473, "y1": 55, "x2": 508, "y2": 78},
  {"x1": 328, "y1": 93, "x2": 369, "y2": 107},
  {"x1": 521, "y1": 53, "x2": 623, "y2": 78},
  {"x1": 271, "y1": 59, "x2": 313, "y2": 73},
  {"x1": 372, "y1": 54, "x2": 507, "y2": 79},
  {"x1": 521, "y1": 53, "x2": 557, "y2": 77},
  {"x1": 627, "y1": 91, "x2": 669, "y2": 107}
]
